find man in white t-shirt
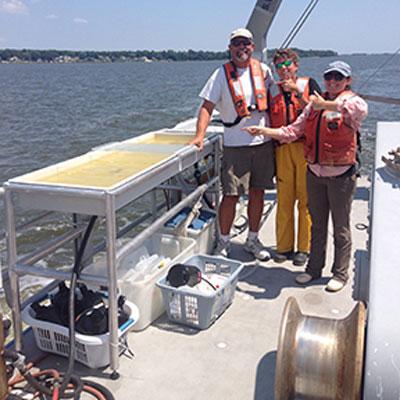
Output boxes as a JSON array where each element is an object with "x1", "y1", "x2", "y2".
[{"x1": 191, "y1": 28, "x2": 275, "y2": 260}]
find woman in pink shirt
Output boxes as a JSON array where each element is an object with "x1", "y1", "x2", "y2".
[{"x1": 244, "y1": 61, "x2": 368, "y2": 292}]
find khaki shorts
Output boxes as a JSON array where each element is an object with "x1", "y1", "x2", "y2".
[{"x1": 221, "y1": 141, "x2": 275, "y2": 195}]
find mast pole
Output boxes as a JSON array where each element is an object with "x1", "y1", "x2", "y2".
[{"x1": 246, "y1": 0, "x2": 283, "y2": 61}]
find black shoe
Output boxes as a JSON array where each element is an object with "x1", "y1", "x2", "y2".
[
  {"x1": 273, "y1": 251, "x2": 293, "y2": 263},
  {"x1": 293, "y1": 252, "x2": 308, "y2": 266}
]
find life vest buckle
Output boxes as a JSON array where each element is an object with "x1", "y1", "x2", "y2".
[
  {"x1": 328, "y1": 121, "x2": 339, "y2": 130},
  {"x1": 235, "y1": 100, "x2": 243, "y2": 107}
]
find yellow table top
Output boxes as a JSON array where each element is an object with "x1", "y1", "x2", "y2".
[
  {"x1": 14, "y1": 150, "x2": 172, "y2": 189},
  {"x1": 133, "y1": 133, "x2": 194, "y2": 145},
  {"x1": 10, "y1": 131, "x2": 207, "y2": 190}
]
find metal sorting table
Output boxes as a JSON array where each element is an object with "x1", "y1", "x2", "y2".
[{"x1": 4, "y1": 129, "x2": 221, "y2": 374}]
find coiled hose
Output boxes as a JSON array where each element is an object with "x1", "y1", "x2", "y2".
[{"x1": 6, "y1": 348, "x2": 114, "y2": 399}]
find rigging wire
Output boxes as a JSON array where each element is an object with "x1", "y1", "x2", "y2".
[
  {"x1": 268, "y1": 0, "x2": 320, "y2": 80},
  {"x1": 276, "y1": 0, "x2": 400, "y2": 106},
  {"x1": 357, "y1": 46, "x2": 400, "y2": 92},
  {"x1": 279, "y1": 0, "x2": 320, "y2": 49}
]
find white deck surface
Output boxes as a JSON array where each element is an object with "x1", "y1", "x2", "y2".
[
  {"x1": 36, "y1": 177, "x2": 370, "y2": 400},
  {"x1": 364, "y1": 122, "x2": 400, "y2": 397}
]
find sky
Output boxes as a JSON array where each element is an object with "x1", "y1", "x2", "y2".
[{"x1": 0, "y1": 0, "x2": 399, "y2": 54}]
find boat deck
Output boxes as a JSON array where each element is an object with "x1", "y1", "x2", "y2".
[{"x1": 35, "y1": 177, "x2": 370, "y2": 400}]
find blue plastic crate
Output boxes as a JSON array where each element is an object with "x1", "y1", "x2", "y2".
[
  {"x1": 164, "y1": 207, "x2": 215, "y2": 231},
  {"x1": 163, "y1": 208, "x2": 216, "y2": 253}
]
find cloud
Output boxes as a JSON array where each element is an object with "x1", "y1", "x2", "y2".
[
  {"x1": 73, "y1": 17, "x2": 88, "y2": 24},
  {"x1": 0, "y1": 0, "x2": 28, "y2": 14},
  {"x1": 45, "y1": 14, "x2": 58, "y2": 20}
]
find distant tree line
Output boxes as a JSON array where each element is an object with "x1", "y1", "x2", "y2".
[
  {"x1": 0, "y1": 48, "x2": 337, "y2": 63},
  {"x1": 270, "y1": 48, "x2": 338, "y2": 58}
]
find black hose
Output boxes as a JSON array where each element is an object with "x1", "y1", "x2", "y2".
[
  {"x1": 193, "y1": 162, "x2": 215, "y2": 210},
  {"x1": 60, "y1": 374, "x2": 84, "y2": 399},
  {"x1": 4, "y1": 348, "x2": 54, "y2": 396},
  {"x1": 59, "y1": 215, "x2": 98, "y2": 397},
  {"x1": 22, "y1": 371, "x2": 54, "y2": 396},
  {"x1": 81, "y1": 379, "x2": 115, "y2": 400},
  {"x1": 38, "y1": 373, "x2": 86, "y2": 399},
  {"x1": 6, "y1": 344, "x2": 110, "y2": 400},
  {"x1": 201, "y1": 277, "x2": 217, "y2": 291}
]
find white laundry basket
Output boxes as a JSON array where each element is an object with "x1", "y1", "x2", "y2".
[
  {"x1": 157, "y1": 255, "x2": 243, "y2": 330},
  {"x1": 21, "y1": 298, "x2": 139, "y2": 369}
]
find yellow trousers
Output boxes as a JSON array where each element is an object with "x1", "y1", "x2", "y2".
[{"x1": 275, "y1": 141, "x2": 311, "y2": 253}]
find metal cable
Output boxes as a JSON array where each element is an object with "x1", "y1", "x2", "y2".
[
  {"x1": 357, "y1": 46, "x2": 400, "y2": 92},
  {"x1": 280, "y1": 0, "x2": 320, "y2": 49},
  {"x1": 280, "y1": 0, "x2": 316, "y2": 48}
]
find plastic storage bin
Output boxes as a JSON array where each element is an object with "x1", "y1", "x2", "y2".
[
  {"x1": 157, "y1": 255, "x2": 244, "y2": 329},
  {"x1": 162, "y1": 207, "x2": 216, "y2": 253},
  {"x1": 83, "y1": 233, "x2": 196, "y2": 331},
  {"x1": 21, "y1": 298, "x2": 139, "y2": 369}
]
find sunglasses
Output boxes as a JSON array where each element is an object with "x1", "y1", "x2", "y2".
[
  {"x1": 275, "y1": 59, "x2": 293, "y2": 69},
  {"x1": 231, "y1": 38, "x2": 253, "y2": 47},
  {"x1": 324, "y1": 71, "x2": 346, "y2": 81}
]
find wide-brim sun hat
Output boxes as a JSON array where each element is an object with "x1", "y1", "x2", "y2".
[
  {"x1": 324, "y1": 61, "x2": 352, "y2": 77},
  {"x1": 230, "y1": 28, "x2": 253, "y2": 41}
]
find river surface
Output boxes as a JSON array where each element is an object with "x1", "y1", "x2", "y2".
[
  {"x1": 0, "y1": 55, "x2": 399, "y2": 302},
  {"x1": 1, "y1": 55, "x2": 399, "y2": 185}
]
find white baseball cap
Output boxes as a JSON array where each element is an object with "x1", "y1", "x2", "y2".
[
  {"x1": 229, "y1": 28, "x2": 253, "y2": 42},
  {"x1": 324, "y1": 61, "x2": 352, "y2": 77}
]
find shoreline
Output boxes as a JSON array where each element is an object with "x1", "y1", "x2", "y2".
[{"x1": 0, "y1": 48, "x2": 339, "y2": 64}]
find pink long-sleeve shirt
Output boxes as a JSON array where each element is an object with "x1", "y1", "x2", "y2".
[{"x1": 278, "y1": 92, "x2": 368, "y2": 177}]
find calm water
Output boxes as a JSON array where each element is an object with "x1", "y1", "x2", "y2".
[
  {"x1": 1, "y1": 55, "x2": 399, "y2": 185},
  {"x1": 0, "y1": 55, "x2": 399, "y2": 297},
  {"x1": 0, "y1": 56, "x2": 400, "y2": 182}
]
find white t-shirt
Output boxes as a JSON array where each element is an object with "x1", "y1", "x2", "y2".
[{"x1": 199, "y1": 62, "x2": 273, "y2": 147}]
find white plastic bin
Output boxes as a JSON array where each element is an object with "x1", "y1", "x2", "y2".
[
  {"x1": 21, "y1": 297, "x2": 139, "y2": 369},
  {"x1": 83, "y1": 233, "x2": 196, "y2": 331},
  {"x1": 162, "y1": 207, "x2": 216, "y2": 253},
  {"x1": 157, "y1": 255, "x2": 244, "y2": 329}
]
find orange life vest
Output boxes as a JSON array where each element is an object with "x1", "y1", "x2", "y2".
[
  {"x1": 223, "y1": 58, "x2": 267, "y2": 125},
  {"x1": 269, "y1": 77, "x2": 310, "y2": 128},
  {"x1": 303, "y1": 91, "x2": 357, "y2": 166}
]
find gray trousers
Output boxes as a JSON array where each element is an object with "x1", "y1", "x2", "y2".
[{"x1": 305, "y1": 167, "x2": 357, "y2": 283}]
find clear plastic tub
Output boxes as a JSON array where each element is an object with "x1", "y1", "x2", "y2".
[{"x1": 83, "y1": 233, "x2": 196, "y2": 331}]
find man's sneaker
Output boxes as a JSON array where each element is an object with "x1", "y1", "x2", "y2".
[
  {"x1": 295, "y1": 273, "x2": 314, "y2": 285},
  {"x1": 243, "y1": 238, "x2": 270, "y2": 261},
  {"x1": 273, "y1": 251, "x2": 293, "y2": 263},
  {"x1": 326, "y1": 278, "x2": 345, "y2": 292},
  {"x1": 293, "y1": 252, "x2": 309, "y2": 266},
  {"x1": 215, "y1": 239, "x2": 231, "y2": 257}
]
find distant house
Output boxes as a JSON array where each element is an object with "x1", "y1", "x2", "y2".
[{"x1": 138, "y1": 56, "x2": 153, "y2": 63}]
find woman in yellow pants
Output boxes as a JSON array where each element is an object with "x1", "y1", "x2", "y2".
[{"x1": 268, "y1": 49, "x2": 321, "y2": 265}]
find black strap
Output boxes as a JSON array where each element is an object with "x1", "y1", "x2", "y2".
[{"x1": 221, "y1": 104, "x2": 258, "y2": 127}]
